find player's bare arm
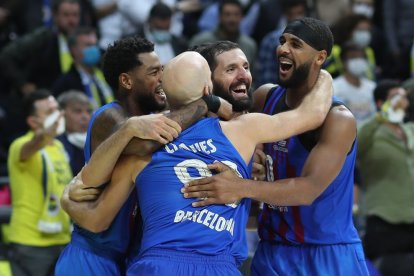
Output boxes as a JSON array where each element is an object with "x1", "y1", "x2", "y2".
[{"x1": 184, "y1": 106, "x2": 356, "y2": 207}]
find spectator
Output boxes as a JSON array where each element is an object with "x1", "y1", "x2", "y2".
[
  {"x1": 358, "y1": 79, "x2": 414, "y2": 276},
  {"x1": 52, "y1": 27, "x2": 114, "y2": 109},
  {"x1": 333, "y1": 42, "x2": 376, "y2": 128},
  {"x1": 190, "y1": 0, "x2": 257, "y2": 67},
  {"x1": 57, "y1": 90, "x2": 92, "y2": 175},
  {"x1": 132, "y1": 2, "x2": 188, "y2": 65},
  {"x1": 382, "y1": 0, "x2": 414, "y2": 80},
  {"x1": 325, "y1": 14, "x2": 377, "y2": 80},
  {"x1": 7, "y1": 89, "x2": 72, "y2": 276},
  {"x1": 0, "y1": 0, "x2": 81, "y2": 96}
]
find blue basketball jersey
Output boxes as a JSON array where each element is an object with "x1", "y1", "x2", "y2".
[
  {"x1": 135, "y1": 117, "x2": 252, "y2": 266},
  {"x1": 258, "y1": 86, "x2": 360, "y2": 245},
  {"x1": 59, "y1": 102, "x2": 140, "y2": 272}
]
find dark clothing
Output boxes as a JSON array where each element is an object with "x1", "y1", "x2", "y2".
[
  {"x1": 0, "y1": 27, "x2": 62, "y2": 91},
  {"x1": 364, "y1": 216, "x2": 414, "y2": 259},
  {"x1": 8, "y1": 243, "x2": 66, "y2": 276},
  {"x1": 56, "y1": 134, "x2": 85, "y2": 176},
  {"x1": 51, "y1": 65, "x2": 84, "y2": 98},
  {"x1": 133, "y1": 27, "x2": 188, "y2": 57}
]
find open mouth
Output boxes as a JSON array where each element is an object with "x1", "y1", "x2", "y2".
[
  {"x1": 231, "y1": 84, "x2": 248, "y2": 99},
  {"x1": 279, "y1": 59, "x2": 293, "y2": 74}
]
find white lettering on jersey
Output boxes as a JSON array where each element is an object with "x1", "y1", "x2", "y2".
[{"x1": 174, "y1": 209, "x2": 235, "y2": 235}]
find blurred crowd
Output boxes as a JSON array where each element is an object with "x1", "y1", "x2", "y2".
[{"x1": 0, "y1": 0, "x2": 413, "y2": 275}]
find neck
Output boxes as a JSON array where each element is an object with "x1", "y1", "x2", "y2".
[
  {"x1": 285, "y1": 69, "x2": 320, "y2": 108},
  {"x1": 344, "y1": 72, "x2": 361, "y2": 87},
  {"x1": 117, "y1": 91, "x2": 145, "y2": 117}
]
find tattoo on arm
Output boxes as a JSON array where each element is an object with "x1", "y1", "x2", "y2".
[{"x1": 165, "y1": 98, "x2": 208, "y2": 130}]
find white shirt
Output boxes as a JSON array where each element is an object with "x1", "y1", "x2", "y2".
[{"x1": 333, "y1": 75, "x2": 377, "y2": 129}]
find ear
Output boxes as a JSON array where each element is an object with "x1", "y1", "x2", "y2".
[
  {"x1": 27, "y1": 115, "x2": 40, "y2": 129},
  {"x1": 315, "y1": 50, "x2": 327, "y2": 66},
  {"x1": 119, "y1": 73, "x2": 132, "y2": 90},
  {"x1": 202, "y1": 84, "x2": 210, "y2": 96}
]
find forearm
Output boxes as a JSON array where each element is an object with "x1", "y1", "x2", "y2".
[
  {"x1": 241, "y1": 177, "x2": 318, "y2": 206},
  {"x1": 19, "y1": 132, "x2": 47, "y2": 161},
  {"x1": 165, "y1": 98, "x2": 208, "y2": 130},
  {"x1": 61, "y1": 187, "x2": 97, "y2": 227},
  {"x1": 82, "y1": 124, "x2": 132, "y2": 187},
  {"x1": 122, "y1": 138, "x2": 160, "y2": 156}
]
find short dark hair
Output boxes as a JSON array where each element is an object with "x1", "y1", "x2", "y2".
[
  {"x1": 102, "y1": 36, "x2": 154, "y2": 92},
  {"x1": 299, "y1": 17, "x2": 334, "y2": 56},
  {"x1": 374, "y1": 79, "x2": 401, "y2": 104},
  {"x1": 23, "y1": 89, "x2": 52, "y2": 118},
  {"x1": 192, "y1": 40, "x2": 240, "y2": 72},
  {"x1": 280, "y1": 0, "x2": 308, "y2": 13},
  {"x1": 219, "y1": 0, "x2": 243, "y2": 14},
  {"x1": 67, "y1": 27, "x2": 96, "y2": 48},
  {"x1": 339, "y1": 42, "x2": 365, "y2": 61},
  {"x1": 149, "y1": 2, "x2": 172, "y2": 20},
  {"x1": 52, "y1": 0, "x2": 79, "y2": 13}
]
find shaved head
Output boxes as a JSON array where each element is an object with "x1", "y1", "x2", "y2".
[{"x1": 162, "y1": 51, "x2": 212, "y2": 110}]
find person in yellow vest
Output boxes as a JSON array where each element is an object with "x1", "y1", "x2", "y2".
[
  {"x1": 52, "y1": 27, "x2": 114, "y2": 109},
  {"x1": 7, "y1": 90, "x2": 73, "y2": 276},
  {"x1": 324, "y1": 14, "x2": 377, "y2": 81}
]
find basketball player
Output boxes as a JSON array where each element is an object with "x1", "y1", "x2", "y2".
[
  {"x1": 56, "y1": 37, "x2": 228, "y2": 275},
  {"x1": 76, "y1": 51, "x2": 333, "y2": 275},
  {"x1": 182, "y1": 17, "x2": 370, "y2": 275}
]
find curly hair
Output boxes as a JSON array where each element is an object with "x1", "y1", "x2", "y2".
[{"x1": 102, "y1": 36, "x2": 154, "y2": 92}]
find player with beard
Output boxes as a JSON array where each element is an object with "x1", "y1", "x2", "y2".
[
  {"x1": 182, "y1": 18, "x2": 369, "y2": 275},
  {"x1": 74, "y1": 51, "x2": 332, "y2": 275},
  {"x1": 192, "y1": 41, "x2": 266, "y2": 181},
  {"x1": 56, "y1": 37, "x2": 229, "y2": 275},
  {"x1": 193, "y1": 41, "x2": 253, "y2": 115}
]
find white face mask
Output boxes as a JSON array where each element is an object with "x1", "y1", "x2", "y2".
[
  {"x1": 347, "y1": 58, "x2": 368, "y2": 77},
  {"x1": 352, "y1": 4, "x2": 374, "y2": 18},
  {"x1": 352, "y1": 30, "x2": 371, "y2": 48},
  {"x1": 387, "y1": 108, "x2": 405, "y2": 123},
  {"x1": 43, "y1": 110, "x2": 65, "y2": 135},
  {"x1": 67, "y1": 132, "x2": 87, "y2": 148}
]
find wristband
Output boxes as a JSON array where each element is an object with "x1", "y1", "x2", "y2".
[{"x1": 202, "y1": 94, "x2": 221, "y2": 113}]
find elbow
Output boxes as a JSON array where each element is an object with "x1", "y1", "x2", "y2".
[{"x1": 81, "y1": 218, "x2": 110, "y2": 233}]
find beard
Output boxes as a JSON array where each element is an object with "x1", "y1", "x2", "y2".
[
  {"x1": 279, "y1": 60, "x2": 312, "y2": 89},
  {"x1": 212, "y1": 81, "x2": 252, "y2": 112},
  {"x1": 135, "y1": 92, "x2": 166, "y2": 114}
]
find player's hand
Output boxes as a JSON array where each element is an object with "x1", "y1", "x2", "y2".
[
  {"x1": 68, "y1": 175, "x2": 101, "y2": 202},
  {"x1": 251, "y1": 147, "x2": 266, "y2": 181},
  {"x1": 182, "y1": 162, "x2": 242, "y2": 207},
  {"x1": 125, "y1": 114, "x2": 181, "y2": 144}
]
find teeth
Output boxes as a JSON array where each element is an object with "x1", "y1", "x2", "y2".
[{"x1": 234, "y1": 85, "x2": 246, "y2": 90}]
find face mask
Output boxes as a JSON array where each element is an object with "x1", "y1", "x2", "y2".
[
  {"x1": 82, "y1": 45, "x2": 101, "y2": 66},
  {"x1": 67, "y1": 132, "x2": 87, "y2": 148},
  {"x1": 152, "y1": 30, "x2": 172, "y2": 44},
  {"x1": 347, "y1": 58, "x2": 368, "y2": 77},
  {"x1": 43, "y1": 110, "x2": 65, "y2": 135},
  {"x1": 387, "y1": 108, "x2": 405, "y2": 123},
  {"x1": 352, "y1": 4, "x2": 374, "y2": 18},
  {"x1": 352, "y1": 30, "x2": 371, "y2": 48}
]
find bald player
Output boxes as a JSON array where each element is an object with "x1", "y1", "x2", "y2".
[{"x1": 77, "y1": 51, "x2": 333, "y2": 275}]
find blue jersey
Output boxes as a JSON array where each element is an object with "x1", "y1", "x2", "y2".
[
  {"x1": 258, "y1": 86, "x2": 360, "y2": 245},
  {"x1": 135, "y1": 117, "x2": 252, "y2": 266},
  {"x1": 70, "y1": 102, "x2": 139, "y2": 264}
]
